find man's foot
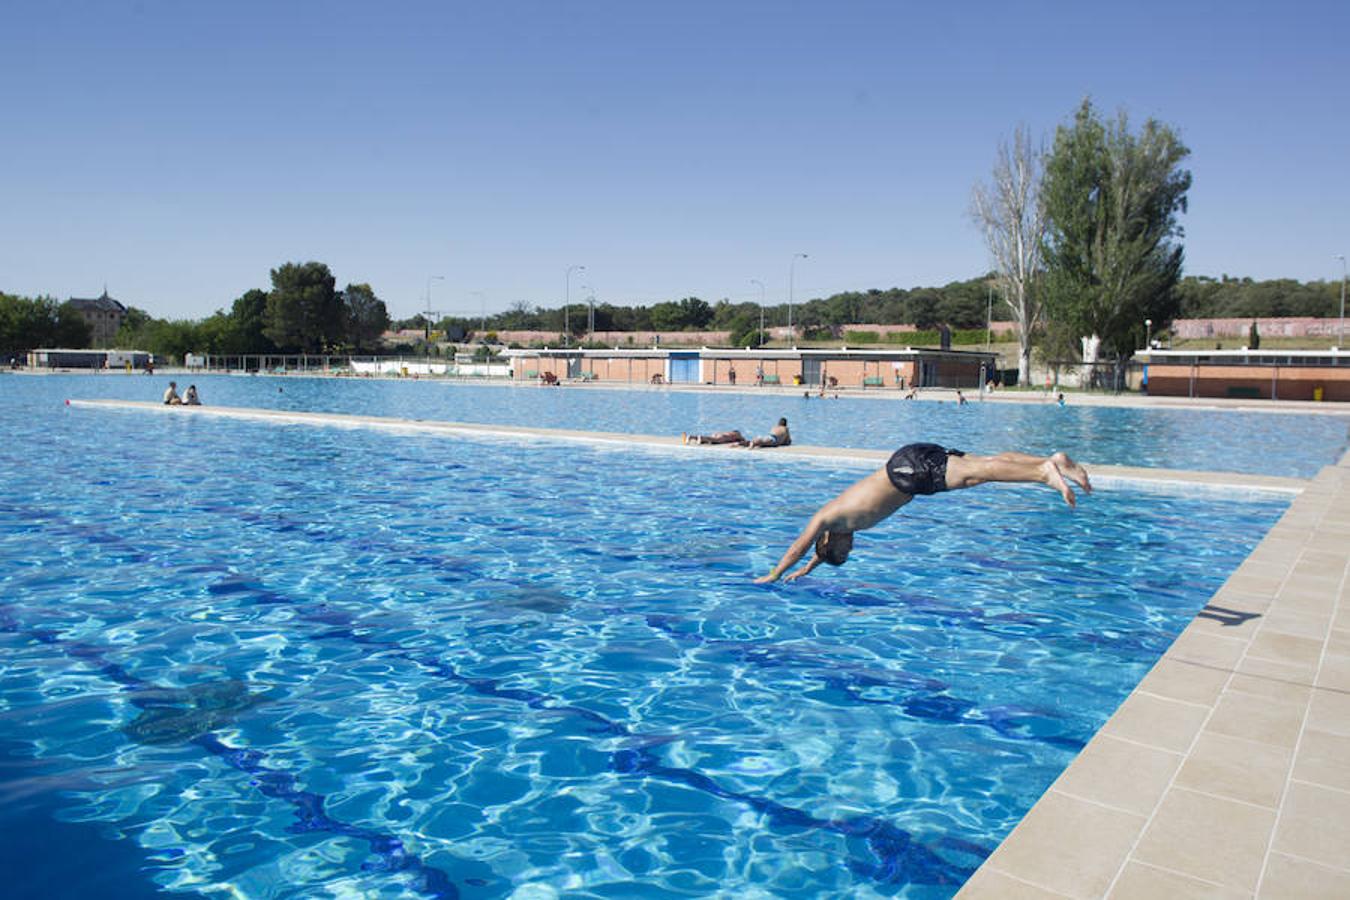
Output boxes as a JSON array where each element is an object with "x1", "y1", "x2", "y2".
[
  {"x1": 1042, "y1": 460, "x2": 1076, "y2": 508},
  {"x1": 1051, "y1": 452, "x2": 1092, "y2": 494},
  {"x1": 681, "y1": 432, "x2": 688, "y2": 445}
]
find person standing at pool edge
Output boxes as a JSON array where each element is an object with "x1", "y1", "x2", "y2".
[{"x1": 755, "y1": 444, "x2": 1091, "y2": 583}]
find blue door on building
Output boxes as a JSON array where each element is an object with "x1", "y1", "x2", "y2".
[{"x1": 669, "y1": 354, "x2": 699, "y2": 383}]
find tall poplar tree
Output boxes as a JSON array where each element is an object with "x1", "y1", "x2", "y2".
[
  {"x1": 971, "y1": 124, "x2": 1046, "y2": 385},
  {"x1": 1041, "y1": 100, "x2": 1192, "y2": 368}
]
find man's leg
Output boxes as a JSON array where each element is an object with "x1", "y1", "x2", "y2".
[
  {"x1": 945, "y1": 453, "x2": 1078, "y2": 507},
  {"x1": 987, "y1": 451, "x2": 1092, "y2": 494}
]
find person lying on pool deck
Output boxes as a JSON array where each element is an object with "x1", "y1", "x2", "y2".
[
  {"x1": 754, "y1": 444, "x2": 1091, "y2": 583},
  {"x1": 746, "y1": 417, "x2": 791, "y2": 449},
  {"x1": 683, "y1": 429, "x2": 748, "y2": 445}
]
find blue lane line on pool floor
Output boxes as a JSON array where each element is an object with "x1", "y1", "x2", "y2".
[
  {"x1": 313, "y1": 612, "x2": 989, "y2": 888},
  {"x1": 0, "y1": 610, "x2": 461, "y2": 900},
  {"x1": 1, "y1": 498, "x2": 1048, "y2": 888}
]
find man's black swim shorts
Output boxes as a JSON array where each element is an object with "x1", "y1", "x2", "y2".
[{"x1": 885, "y1": 443, "x2": 965, "y2": 496}]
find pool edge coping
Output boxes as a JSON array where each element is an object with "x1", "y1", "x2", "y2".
[{"x1": 66, "y1": 399, "x2": 1310, "y2": 494}]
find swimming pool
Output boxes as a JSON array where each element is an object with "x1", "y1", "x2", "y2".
[
  {"x1": 1, "y1": 378, "x2": 1288, "y2": 897},
  {"x1": 20, "y1": 372, "x2": 1349, "y2": 478}
]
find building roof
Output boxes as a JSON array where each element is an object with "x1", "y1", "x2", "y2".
[
  {"x1": 67, "y1": 291, "x2": 126, "y2": 314},
  {"x1": 502, "y1": 346, "x2": 997, "y2": 361},
  {"x1": 1142, "y1": 348, "x2": 1349, "y2": 367}
]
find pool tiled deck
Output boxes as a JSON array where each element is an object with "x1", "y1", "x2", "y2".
[
  {"x1": 960, "y1": 453, "x2": 1350, "y2": 899},
  {"x1": 74, "y1": 400, "x2": 1350, "y2": 897}
]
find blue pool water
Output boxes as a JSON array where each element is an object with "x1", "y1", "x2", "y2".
[
  {"x1": 21, "y1": 372, "x2": 1350, "y2": 477},
  {"x1": 0, "y1": 376, "x2": 1294, "y2": 897}
]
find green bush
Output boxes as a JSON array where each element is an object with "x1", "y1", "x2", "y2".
[
  {"x1": 887, "y1": 330, "x2": 937, "y2": 344},
  {"x1": 952, "y1": 329, "x2": 992, "y2": 345},
  {"x1": 843, "y1": 330, "x2": 880, "y2": 343}
]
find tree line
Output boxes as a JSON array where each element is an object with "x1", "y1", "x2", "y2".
[
  {"x1": 1, "y1": 262, "x2": 391, "y2": 362},
  {"x1": 5, "y1": 268, "x2": 1342, "y2": 363},
  {"x1": 414, "y1": 275, "x2": 1003, "y2": 349}
]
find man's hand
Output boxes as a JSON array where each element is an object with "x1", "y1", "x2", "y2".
[{"x1": 754, "y1": 572, "x2": 780, "y2": 584}]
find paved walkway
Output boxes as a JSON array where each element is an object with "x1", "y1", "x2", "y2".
[{"x1": 71, "y1": 399, "x2": 1349, "y2": 897}]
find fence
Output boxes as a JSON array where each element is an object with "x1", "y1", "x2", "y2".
[{"x1": 192, "y1": 355, "x2": 511, "y2": 378}]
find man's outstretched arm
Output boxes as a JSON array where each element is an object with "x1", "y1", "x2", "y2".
[{"x1": 755, "y1": 515, "x2": 825, "y2": 583}]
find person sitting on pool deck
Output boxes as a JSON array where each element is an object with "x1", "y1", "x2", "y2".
[
  {"x1": 754, "y1": 444, "x2": 1091, "y2": 583},
  {"x1": 746, "y1": 417, "x2": 791, "y2": 449},
  {"x1": 684, "y1": 429, "x2": 748, "y2": 446},
  {"x1": 163, "y1": 381, "x2": 182, "y2": 405},
  {"x1": 183, "y1": 385, "x2": 201, "y2": 406}
]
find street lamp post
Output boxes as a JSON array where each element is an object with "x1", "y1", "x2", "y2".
[
  {"x1": 1337, "y1": 255, "x2": 1347, "y2": 349},
  {"x1": 1145, "y1": 318, "x2": 1152, "y2": 351},
  {"x1": 470, "y1": 290, "x2": 487, "y2": 335},
  {"x1": 788, "y1": 253, "x2": 808, "y2": 344},
  {"x1": 565, "y1": 265, "x2": 585, "y2": 347},
  {"x1": 582, "y1": 284, "x2": 596, "y2": 344},
  {"x1": 750, "y1": 279, "x2": 766, "y2": 346},
  {"x1": 424, "y1": 274, "x2": 444, "y2": 341}
]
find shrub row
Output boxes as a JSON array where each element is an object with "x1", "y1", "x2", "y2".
[{"x1": 842, "y1": 328, "x2": 996, "y2": 345}]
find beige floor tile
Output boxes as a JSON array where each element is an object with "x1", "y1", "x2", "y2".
[
  {"x1": 1174, "y1": 731, "x2": 1292, "y2": 808},
  {"x1": 984, "y1": 791, "x2": 1145, "y2": 899},
  {"x1": 1133, "y1": 788, "x2": 1276, "y2": 891},
  {"x1": 1100, "y1": 691, "x2": 1210, "y2": 753},
  {"x1": 1327, "y1": 628, "x2": 1350, "y2": 656},
  {"x1": 1135, "y1": 658, "x2": 1229, "y2": 707},
  {"x1": 1205, "y1": 689, "x2": 1308, "y2": 750},
  {"x1": 1271, "y1": 781, "x2": 1350, "y2": 870},
  {"x1": 1259, "y1": 608, "x2": 1333, "y2": 640},
  {"x1": 1247, "y1": 630, "x2": 1324, "y2": 668},
  {"x1": 1315, "y1": 652, "x2": 1350, "y2": 692},
  {"x1": 1333, "y1": 607, "x2": 1350, "y2": 632},
  {"x1": 1292, "y1": 728, "x2": 1350, "y2": 791},
  {"x1": 956, "y1": 866, "x2": 1073, "y2": 898},
  {"x1": 1306, "y1": 688, "x2": 1350, "y2": 737},
  {"x1": 1226, "y1": 672, "x2": 1313, "y2": 705},
  {"x1": 1166, "y1": 628, "x2": 1249, "y2": 670},
  {"x1": 1295, "y1": 549, "x2": 1348, "y2": 572},
  {"x1": 1228, "y1": 575, "x2": 1286, "y2": 596},
  {"x1": 1249, "y1": 544, "x2": 1303, "y2": 559},
  {"x1": 1052, "y1": 735, "x2": 1183, "y2": 815},
  {"x1": 1109, "y1": 861, "x2": 1248, "y2": 899},
  {"x1": 1235, "y1": 655, "x2": 1319, "y2": 688},
  {"x1": 1283, "y1": 569, "x2": 1341, "y2": 588},
  {"x1": 1259, "y1": 852, "x2": 1350, "y2": 899},
  {"x1": 1271, "y1": 590, "x2": 1336, "y2": 617}
]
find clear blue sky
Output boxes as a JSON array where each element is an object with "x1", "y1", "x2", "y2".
[{"x1": 3, "y1": 0, "x2": 1347, "y2": 321}]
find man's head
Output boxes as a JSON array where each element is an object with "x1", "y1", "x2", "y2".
[
  {"x1": 815, "y1": 530, "x2": 853, "y2": 566},
  {"x1": 169, "y1": 381, "x2": 177, "y2": 388},
  {"x1": 778, "y1": 417, "x2": 788, "y2": 427}
]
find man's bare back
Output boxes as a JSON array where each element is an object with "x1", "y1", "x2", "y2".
[{"x1": 755, "y1": 445, "x2": 1090, "y2": 583}]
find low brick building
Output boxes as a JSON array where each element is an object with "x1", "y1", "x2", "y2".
[
  {"x1": 502, "y1": 346, "x2": 997, "y2": 390},
  {"x1": 1141, "y1": 349, "x2": 1350, "y2": 401}
]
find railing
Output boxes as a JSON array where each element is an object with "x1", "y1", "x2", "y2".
[{"x1": 193, "y1": 355, "x2": 511, "y2": 378}]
